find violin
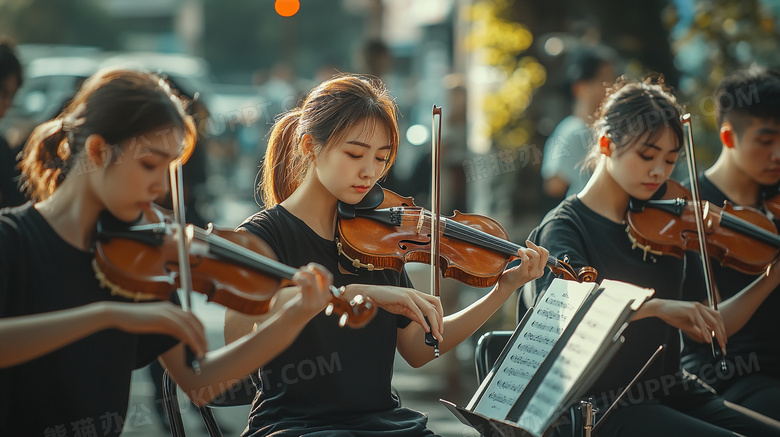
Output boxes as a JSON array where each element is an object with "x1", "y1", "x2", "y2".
[
  {"x1": 92, "y1": 205, "x2": 376, "y2": 329},
  {"x1": 626, "y1": 178, "x2": 780, "y2": 276},
  {"x1": 335, "y1": 185, "x2": 598, "y2": 287}
]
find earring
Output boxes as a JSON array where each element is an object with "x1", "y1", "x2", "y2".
[{"x1": 599, "y1": 136, "x2": 612, "y2": 157}]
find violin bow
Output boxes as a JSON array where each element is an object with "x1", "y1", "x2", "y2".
[
  {"x1": 169, "y1": 125, "x2": 201, "y2": 374},
  {"x1": 427, "y1": 105, "x2": 443, "y2": 358},
  {"x1": 682, "y1": 114, "x2": 727, "y2": 371}
]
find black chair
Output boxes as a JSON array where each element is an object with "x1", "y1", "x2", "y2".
[
  {"x1": 474, "y1": 330, "x2": 513, "y2": 383},
  {"x1": 162, "y1": 369, "x2": 256, "y2": 437}
]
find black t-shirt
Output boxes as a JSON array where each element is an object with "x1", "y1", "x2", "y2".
[
  {"x1": 524, "y1": 196, "x2": 685, "y2": 405},
  {"x1": 681, "y1": 174, "x2": 780, "y2": 385},
  {"x1": 238, "y1": 205, "x2": 432, "y2": 436},
  {"x1": 0, "y1": 204, "x2": 178, "y2": 436}
]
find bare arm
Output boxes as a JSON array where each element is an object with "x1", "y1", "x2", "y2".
[
  {"x1": 0, "y1": 301, "x2": 207, "y2": 369},
  {"x1": 166, "y1": 263, "x2": 333, "y2": 406},
  {"x1": 225, "y1": 287, "x2": 299, "y2": 345},
  {"x1": 717, "y1": 264, "x2": 780, "y2": 336},
  {"x1": 396, "y1": 242, "x2": 548, "y2": 368}
]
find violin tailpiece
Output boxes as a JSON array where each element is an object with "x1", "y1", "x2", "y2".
[
  {"x1": 92, "y1": 259, "x2": 159, "y2": 302},
  {"x1": 335, "y1": 239, "x2": 382, "y2": 272}
]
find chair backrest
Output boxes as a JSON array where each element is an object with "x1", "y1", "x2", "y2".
[
  {"x1": 162, "y1": 369, "x2": 257, "y2": 437},
  {"x1": 474, "y1": 330, "x2": 513, "y2": 383}
]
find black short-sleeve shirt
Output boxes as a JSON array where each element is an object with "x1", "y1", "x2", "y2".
[
  {"x1": 523, "y1": 196, "x2": 685, "y2": 404},
  {"x1": 0, "y1": 204, "x2": 178, "y2": 436},
  {"x1": 238, "y1": 205, "x2": 432, "y2": 436}
]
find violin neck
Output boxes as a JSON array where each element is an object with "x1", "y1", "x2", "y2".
[
  {"x1": 192, "y1": 228, "x2": 298, "y2": 280},
  {"x1": 720, "y1": 212, "x2": 780, "y2": 248}
]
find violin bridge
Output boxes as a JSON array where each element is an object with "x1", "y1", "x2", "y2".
[{"x1": 416, "y1": 212, "x2": 425, "y2": 234}]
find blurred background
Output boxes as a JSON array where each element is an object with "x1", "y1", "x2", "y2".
[{"x1": 1, "y1": 0, "x2": 780, "y2": 435}]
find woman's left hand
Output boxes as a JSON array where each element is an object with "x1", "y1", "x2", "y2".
[{"x1": 497, "y1": 240, "x2": 549, "y2": 291}]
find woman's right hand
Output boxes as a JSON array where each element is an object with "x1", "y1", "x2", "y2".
[
  {"x1": 351, "y1": 285, "x2": 444, "y2": 343},
  {"x1": 652, "y1": 299, "x2": 727, "y2": 350},
  {"x1": 105, "y1": 301, "x2": 208, "y2": 357}
]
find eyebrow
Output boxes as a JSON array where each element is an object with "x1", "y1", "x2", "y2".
[
  {"x1": 755, "y1": 127, "x2": 780, "y2": 136},
  {"x1": 146, "y1": 147, "x2": 173, "y2": 158},
  {"x1": 641, "y1": 142, "x2": 681, "y2": 153},
  {"x1": 346, "y1": 140, "x2": 392, "y2": 150}
]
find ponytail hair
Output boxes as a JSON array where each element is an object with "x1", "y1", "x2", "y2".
[
  {"x1": 262, "y1": 109, "x2": 304, "y2": 207},
  {"x1": 19, "y1": 119, "x2": 71, "y2": 201},
  {"x1": 259, "y1": 74, "x2": 399, "y2": 207},
  {"x1": 20, "y1": 68, "x2": 194, "y2": 201}
]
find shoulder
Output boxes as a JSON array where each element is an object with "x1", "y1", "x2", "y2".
[
  {"x1": 529, "y1": 197, "x2": 592, "y2": 254},
  {"x1": 237, "y1": 206, "x2": 301, "y2": 259},
  {"x1": 0, "y1": 203, "x2": 36, "y2": 241}
]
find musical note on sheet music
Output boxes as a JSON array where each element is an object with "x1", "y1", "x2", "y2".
[
  {"x1": 472, "y1": 280, "x2": 596, "y2": 418},
  {"x1": 514, "y1": 280, "x2": 654, "y2": 436}
]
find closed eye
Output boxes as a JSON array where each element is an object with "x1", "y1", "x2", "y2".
[{"x1": 346, "y1": 152, "x2": 362, "y2": 159}]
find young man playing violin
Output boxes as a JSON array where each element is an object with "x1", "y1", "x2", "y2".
[{"x1": 681, "y1": 65, "x2": 780, "y2": 420}]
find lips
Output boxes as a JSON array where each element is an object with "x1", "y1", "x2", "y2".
[
  {"x1": 353, "y1": 186, "x2": 369, "y2": 193},
  {"x1": 642, "y1": 183, "x2": 660, "y2": 190}
]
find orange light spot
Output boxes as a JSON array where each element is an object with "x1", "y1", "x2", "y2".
[{"x1": 275, "y1": 0, "x2": 300, "y2": 17}]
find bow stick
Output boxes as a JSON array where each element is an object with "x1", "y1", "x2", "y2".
[
  {"x1": 427, "y1": 105, "x2": 443, "y2": 357},
  {"x1": 682, "y1": 114, "x2": 727, "y2": 371}
]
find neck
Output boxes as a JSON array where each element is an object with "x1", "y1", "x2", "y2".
[
  {"x1": 280, "y1": 175, "x2": 339, "y2": 240},
  {"x1": 572, "y1": 99, "x2": 591, "y2": 121},
  {"x1": 577, "y1": 158, "x2": 630, "y2": 223},
  {"x1": 34, "y1": 177, "x2": 102, "y2": 250},
  {"x1": 705, "y1": 149, "x2": 762, "y2": 207}
]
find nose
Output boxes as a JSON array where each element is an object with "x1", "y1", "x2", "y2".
[
  {"x1": 359, "y1": 158, "x2": 376, "y2": 180},
  {"x1": 153, "y1": 167, "x2": 171, "y2": 196},
  {"x1": 649, "y1": 160, "x2": 666, "y2": 180},
  {"x1": 771, "y1": 143, "x2": 780, "y2": 162}
]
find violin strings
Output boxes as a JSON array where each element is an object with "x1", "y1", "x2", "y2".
[
  {"x1": 191, "y1": 227, "x2": 298, "y2": 279},
  {"x1": 394, "y1": 209, "x2": 561, "y2": 271},
  {"x1": 396, "y1": 210, "x2": 520, "y2": 255}
]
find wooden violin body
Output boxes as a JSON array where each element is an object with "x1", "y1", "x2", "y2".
[
  {"x1": 93, "y1": 206, "x2": 375, "y2": 328},
  {"x1": 336, "y1": 187, "x2": 597, "y2": 287},
  {"x1": 626, "y1": 179, "x2": 780, "y2": 275}
]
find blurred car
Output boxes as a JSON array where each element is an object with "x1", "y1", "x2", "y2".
[{"x1": 0, "y1": 48, "x2": 101, "y2": 149}]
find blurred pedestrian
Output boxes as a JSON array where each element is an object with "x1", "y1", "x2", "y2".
[
  {"x1": 0, "y1": 40, "x2": 27, "y2": 208},
  {"x1": 541, "y1": 45, "x2": 616, "y2": 199}
]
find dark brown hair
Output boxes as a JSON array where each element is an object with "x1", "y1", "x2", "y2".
[
  {"x1": 19, "y1": 68, "x2": 196, "y2": 201},
  {"x1": 260, "y1": 74, "x2": 399, "y2": 207},
  {"x1": 715, "y1": 65, "x2": 780, "y2": 135},
  {"x1": 583, "y1": 75, "x2": 683, "y2": 170}
]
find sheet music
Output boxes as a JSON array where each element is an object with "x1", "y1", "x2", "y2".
[
  {"x1": 514, "y1": 280, "x2": 653, "y2": 436},
  {"x1": 472, "y1": 279, "x2": 597, "y2": 418}
]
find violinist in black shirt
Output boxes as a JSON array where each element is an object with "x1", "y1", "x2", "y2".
[
  {"x1": 682, "y1": 65, "x2": 780, "y2": 421},
  {"x1": 524, "y1": 75, "x2": 780, "y2": 436}
]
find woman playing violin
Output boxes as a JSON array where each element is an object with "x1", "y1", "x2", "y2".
[
  {"x1": 224, "y1": 74, "x2": 548, "y2": 436},
  {"x1": 0, "y1": 68, "x2": 335, "y2": 436},
  {"x1": 681, "y1": 66, "x2": 780, "y2": 420},
  {"x1": 523, "y1": 75, "x2": 780, "y2": 436}
]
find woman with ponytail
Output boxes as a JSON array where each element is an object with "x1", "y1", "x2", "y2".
[
  {"x1": 224, "y1": 74, "x2": 548, "y2": 436},
  {"x1": 0, "y1": 68, "x2": 334, "y2": 436}
]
